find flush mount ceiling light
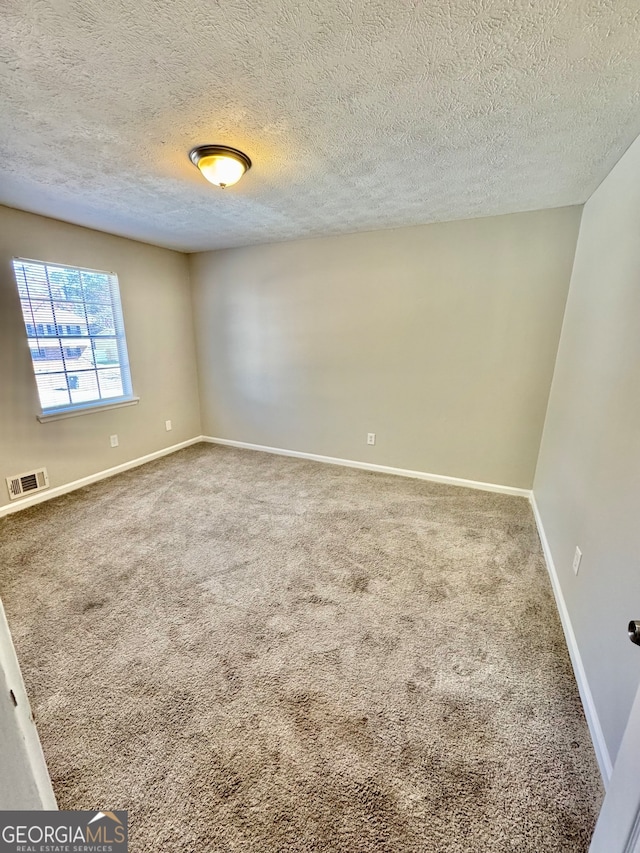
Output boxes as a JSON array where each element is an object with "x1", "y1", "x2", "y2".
[{"x1": 189, "y1": 145, "x2": 251, "y2": 188}]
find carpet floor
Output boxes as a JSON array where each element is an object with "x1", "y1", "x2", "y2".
[{"x1": 0, "y1": 443, "x2": 602, "y2": 851}]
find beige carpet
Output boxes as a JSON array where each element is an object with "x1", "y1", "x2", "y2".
[{"x1": 0, "y1": 443, "x2": 602, "y2": 851}]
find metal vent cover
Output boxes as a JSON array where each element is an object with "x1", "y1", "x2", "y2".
[{"x1": 6, "y1": 468, "x2": 49, "y2": 500}]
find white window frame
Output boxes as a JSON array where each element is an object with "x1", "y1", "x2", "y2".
[{"x1": 12, "y1": 258, "x2": 139, "y2": 421}]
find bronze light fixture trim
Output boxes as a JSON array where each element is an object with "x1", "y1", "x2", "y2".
[{"x1": 189, "y1": 145, "x2": 252, "y2": 188}]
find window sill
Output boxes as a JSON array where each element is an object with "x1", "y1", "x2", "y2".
[{"x1": 37, "y1": 396, "x2": 140, "y2": 423}]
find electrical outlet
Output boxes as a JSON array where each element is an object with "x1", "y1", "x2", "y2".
[
  {"x1": 110, "y1": 434, "x2": 119, "y2": 448},
  {"x1": 572, "y1": 546, "x2": 582, "y2": 575},
  {"x1": 367, "y1": 433, "x2": 376, "y2": 445},
  {"x1": 165, "y1": 420, "x2": 172, "y2": 431}
]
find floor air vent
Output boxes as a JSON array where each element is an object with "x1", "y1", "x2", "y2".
[{"x1": 6, "y1": 468, "x2": 49, "y2": 500}]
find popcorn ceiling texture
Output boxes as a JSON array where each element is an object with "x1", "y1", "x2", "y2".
[{"x1": 1, "y1": 0, "x2": 639, "y2": 251}]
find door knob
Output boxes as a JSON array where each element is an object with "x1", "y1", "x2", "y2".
[{"x1": 628, "y1": 621, "x2": 640, "y2": 646}]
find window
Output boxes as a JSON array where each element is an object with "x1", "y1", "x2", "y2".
[{"x1": 13, "y1": 258, "x2": 134, "y2": 415}]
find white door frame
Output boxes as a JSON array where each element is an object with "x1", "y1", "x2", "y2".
[
  {"x1": 590, "y1": 679, "x2": 640, "y2": 852},
  {"x1": 0, "y1": 598, "x2": 56, "y2": 809}
]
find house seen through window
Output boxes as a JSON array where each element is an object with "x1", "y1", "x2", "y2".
[{"x1": 13, "y1": 258, "x2": 133, "y2": 413}]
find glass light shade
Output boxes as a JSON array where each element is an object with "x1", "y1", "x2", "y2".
[{"x1": 189, "y1": 146, "x2": 251, "y2": 188}]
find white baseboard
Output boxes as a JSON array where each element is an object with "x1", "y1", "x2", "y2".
[
  {"x1": 0, "y1": 437, "x2": 203, "y2": 518},
  {"x1": 530, "y1": 493, "x2": 613, "y2": 787},
  {"x1": 201, "y1": 435, "x2": 531, "y2": 497}
]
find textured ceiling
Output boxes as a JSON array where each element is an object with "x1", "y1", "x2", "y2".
[{"x1": 1, "y1": 0, "x2": 640, "y2": 252}]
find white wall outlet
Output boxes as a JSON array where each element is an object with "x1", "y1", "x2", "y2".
[
  {"x1": 110, "y1": 434, "x2": 119, "y2": 448},
  {"x1": 165, "y1": 420, "x2": 172, "y2": 431},
  {"x1": 572, "y1": 546, "x2": 582, "y2": 575},
  {"x1": 367, "y1": 433, "x2": 376, "y2": 445}
]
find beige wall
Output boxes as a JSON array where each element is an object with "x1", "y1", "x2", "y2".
[
  {"x1": 534, "y1": 135, "x2": 640, "y2": 763},
  {"x1": 190, "y1": 207, "x2": 581, "y2": 489},
  {"x1": 0, "y1": 206, "x2": 201, "y2": 510}
]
